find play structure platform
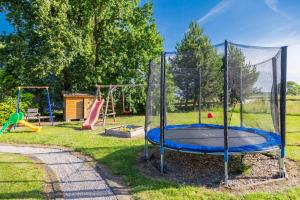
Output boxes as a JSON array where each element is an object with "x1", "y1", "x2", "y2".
[{"x1": 0, "y1": 112, "x2": 42, "y2": 134}]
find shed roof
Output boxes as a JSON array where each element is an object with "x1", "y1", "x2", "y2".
[{"x1": 62, "y1": 91, "x2": 95, "y2": 98}]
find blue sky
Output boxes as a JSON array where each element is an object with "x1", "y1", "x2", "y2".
[
  {"x1": 1, "y1": 0, "x2": 300, "y2": 82},
  {"x1": 143, "y1": 0, "x2": 300, "y2": 83}
]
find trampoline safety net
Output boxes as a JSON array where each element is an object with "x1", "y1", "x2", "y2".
[{"x1": 145, "y1": 41, "x2": 286, "y2": 154}]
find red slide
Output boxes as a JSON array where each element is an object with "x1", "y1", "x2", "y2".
[{"x1": 82, "y1": 99, "x2": 104, "y2": 130}]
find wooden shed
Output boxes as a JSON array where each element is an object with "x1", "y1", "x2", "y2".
[{"x1": 63, "y1": 92, "x2": 96, "y2": 122}]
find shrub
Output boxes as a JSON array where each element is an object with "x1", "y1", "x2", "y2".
[
  {"x1": 0, "y1": 95, "x2": 33, "y2": 126},
  {"x1": 0, "y1": 100, "x2": 15, "y2": 126}
]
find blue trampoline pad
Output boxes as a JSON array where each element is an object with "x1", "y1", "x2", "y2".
[{"x1": 147, "y1": 124, "x2": 281, "y2": 154}]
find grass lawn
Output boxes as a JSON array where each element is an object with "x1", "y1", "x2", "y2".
[
  {"x1": 0, "y1": 153, "x2": 45, "y2": 199},
  {"x1": 0, "y1": 113, "x2": 299, "y2": 199}
]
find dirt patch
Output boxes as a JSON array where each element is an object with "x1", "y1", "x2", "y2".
[{"x1": 137, "y1": 148, "x2": 300, "y2": 193}]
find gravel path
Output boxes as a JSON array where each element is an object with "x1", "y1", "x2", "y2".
[{"x1": 0, "y1": 144, "x2": 117, "y2": 200}]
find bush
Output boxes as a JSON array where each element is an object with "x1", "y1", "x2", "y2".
[
  {"x1": 0, "y1": 95, "x2": 33, "y2": 126},
  {"x1": 0, "y1": 100, "x2": 16, "y2": 126}
]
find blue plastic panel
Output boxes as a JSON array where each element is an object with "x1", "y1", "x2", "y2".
[{"x1": 147, "y1": 124, "x2": 281, "y2": 153}]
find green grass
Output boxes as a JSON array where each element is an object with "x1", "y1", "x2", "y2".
[
  {"x1": 0, "y1": 153, "x2": 45, "y2": 199},
  {"x1": 0, "y1": 113, "x2": 300, "y2": 199}
]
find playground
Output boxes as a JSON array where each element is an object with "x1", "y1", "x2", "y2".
[
  {"x1": 1, "y1": 1, "x2": 300, "y2": 199},
  {"x1": 0, "y1": 45, "x2": 300, "y2": 199},
  {"x1": 0, "y1": 42, "x2": 300, "y2": 199}
]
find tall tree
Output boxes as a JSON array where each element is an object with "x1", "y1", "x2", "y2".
[
  {"x1": 228, "y1": 44, "x2": 259, "y2": 104},
  {"x1": 0, "y1": 0, "x2": 81, "y2": 100},
  {"x1": 171, "y1": 21, "x2": 222, "y2": 110},
  {"x1": 0, "y1": 0, "x2": 162, "y2": 111},
  {"x1": 287, "y1": 81, "x2": 300, "y2": 96}
]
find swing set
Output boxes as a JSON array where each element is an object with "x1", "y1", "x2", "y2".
[
  {"x1": 16, "y1": 86, "x2": 54, "y2": 126},
  {"x1": 96, "y1": 84, "x2": 145, "y2": 126}
]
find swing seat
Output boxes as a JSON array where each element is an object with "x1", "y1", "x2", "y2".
[{"x1": 123, "y1": 110, "x2": 131, "y2": 115}]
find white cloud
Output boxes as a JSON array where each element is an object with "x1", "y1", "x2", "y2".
[
  {"x1": 196, "y1": 0, "x2": 300, "y2": 83},
  {"x1": 264, "y1": 0, "x2": 292, "y2": 20},
  {"x1": 197, "y1": 0, "x2": 233, "y2": 25},
  {"x1": 264, "y1": 0, "x2": 279, "y2": 12}
]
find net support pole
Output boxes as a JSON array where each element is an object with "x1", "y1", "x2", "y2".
[
  {"x1": 239, "y1": 65, "x2": 243, "y2": 127},
  {"x1": 224, "y1": 40, "x2": 229, "y2": 185},
  {"x1": 198, "y1": 68, "x2": 202, "y2": 124},
  {"x1": 144, "y1": 60, "x2": 152, "y2": 160},
  {"x1": 16, "y1": 87, "x2": 21, "y2": 113},
  {"x1": 15, "y1": 87, "x2": 21, "y2": 129},
  {"x1": 272, "y1": 57, "x2": 279, "y2": 133},
  {"x1": 46, "y1": 88, "x2": 54, "y2": 126},
  {"x1": 279, "y1": 46, "x2": 287, "y2": 177},
  {"x1": 160, "y1": 52, "x2": 166, "y2": 174}
]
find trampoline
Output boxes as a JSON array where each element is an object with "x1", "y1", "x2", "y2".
[
  {"x1": 144, "y1": 40, "x2": 287, "y2": 184},
  {"x1": 147, "y1": 124, "x2": 281, "y2": 154}
]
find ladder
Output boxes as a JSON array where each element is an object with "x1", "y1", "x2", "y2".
[{"x1": 98, "y1": 85, "x2": 116, "y2": 126}]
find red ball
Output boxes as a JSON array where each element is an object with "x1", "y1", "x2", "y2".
[{"x1": 207, "y1": 112, "x2": 214, "y2": 118}]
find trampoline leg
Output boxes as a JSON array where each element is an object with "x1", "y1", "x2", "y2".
[
  {"x1": 279, "y1": 158, "x2": 285, "y2": 177},
  {"x1": 240, "y1": 154, "x2": 244, "y2": 164},
  {"x1": 224, "y1": 162, "x2": 228, "y2": 185},
  {"x1": 224, "y1": 150, "x2": 229, "y2": 186},
  {"x1": 279, "y1": 148, "x2": 286, "y2": 177},
  {"x1": 160, "y1": 147, "x2": 164, "y2": 174},
  {"x1": 144, "y1": 139, "x2": 149, "y2": 160}
]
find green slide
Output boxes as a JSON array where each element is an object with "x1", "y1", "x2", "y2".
[{"x1": 0, "y1": 112, "x2": 24, "y2": 134}]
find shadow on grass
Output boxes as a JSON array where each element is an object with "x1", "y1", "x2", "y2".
[
  {"x1": 0, "y1": 180, "x2": 44, "y2": 183},
  {"x1": 0, "y1": 190, "x2": 44, "y2": 199},
  {"x1": 287, "y1": 144, "x2": 300, "y2": 147},
  {"x1": 78, "y1": 145, "x2": 288, "y2": 193},
  {"x1": 72, "y1": 145, "x2": 263, "y2": 192},
  {"x1": 0, "y1": 130, "x2": 39, "y2": 135},
  {"x1": 73, "y1": 145, "x2": 180, "y2": 193},
  {"x1": 56, "y1": 123, "x2": 82, "y2": 130}
]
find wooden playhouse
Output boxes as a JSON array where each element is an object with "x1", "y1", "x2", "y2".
[{"x1": 63, "y1": 92, "x2": 96, "y2": 122}]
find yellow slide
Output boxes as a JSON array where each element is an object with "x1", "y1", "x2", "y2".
[{"x1": 18, "y1": 120, "x2": 42, "y2": 132}]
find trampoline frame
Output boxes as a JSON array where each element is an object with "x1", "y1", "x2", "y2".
[
  {"x1": 144, "y1": 40, "x2": 287, "y2": 185},
  {"x1": 147, "y1": 124, "x2": 281, "y2": 155}
]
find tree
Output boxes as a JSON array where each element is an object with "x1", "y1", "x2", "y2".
[
  {"x1": 287, "y1": 81, "x2": 300, "y2": 96},
  {"x1": 228, "y1": 44, "x2": 259, "y2": 104},
  {"x1": 171, "y1": 21, "x2": 222, "y2": 110},
  {"x1": 0, "y1": 0, "x2": 162, "y2": 112},
  {"x1": 0, "y1": 0, "x2": 82, "y2": 102}
]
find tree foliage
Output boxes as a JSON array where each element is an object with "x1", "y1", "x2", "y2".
[
  {"x1": 287, "y1": 81, "x2": 300, "y2": 96},
  {"x1": 228, "y1": 45, "x2": 259, "y2": 104},
  {"x1": 167, "y1": 21, "x2": 261, "y2": 111},
  {"x1": 171, "y1": 21, "x2": 222, "y2": 110},
  {"x1": 0, "y1": 0, "x2": 162, "y2": 113}
]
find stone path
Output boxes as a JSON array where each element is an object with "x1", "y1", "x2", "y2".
[{"x1": 0, "y1": 144, "x2": 118, "y2": 200}]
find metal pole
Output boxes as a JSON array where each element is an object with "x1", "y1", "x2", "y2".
[
  {"x1": 239, "y1": 65, "x2": 243, "y2": 127},
  {"x1": 272, "y1": 57, "x2": 279, "y2": 133},
  {"x1": 224, "y1": 40, "x2": 229, "y2": 185},
  {"x1": 103, "y1": 85, "x2": 111, "y2": 126},
  {"x1": 16, "y1": 87, "x2": 21, "y2": 113},
  {"x1": 163, "y1": 54, "x2": 167, "y2": 127},
  {"x1": 198, "y1": 68, "x2": 202, "y2": 124},
  {"x1": 160, "y1": 52, "x2": 166, "y2": 174},
  {"x1": 122, "y1": 88, "x2": 125, "y2": 113},
  {"x1": 46, "y1": 88, "x2": 54, "y2": 126},
  {"x1": 96, "y1": 84, "x2": 146, "y2": 88},
  {"x1": 279, "y1": 46, "x2": 287, "y2": 177},
  {"x1": 15, "y1": 87, "x2": 21, "y2": 129},
  {"x1": 144, "y1": 60, "x2": 152, "y2": 159}
]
